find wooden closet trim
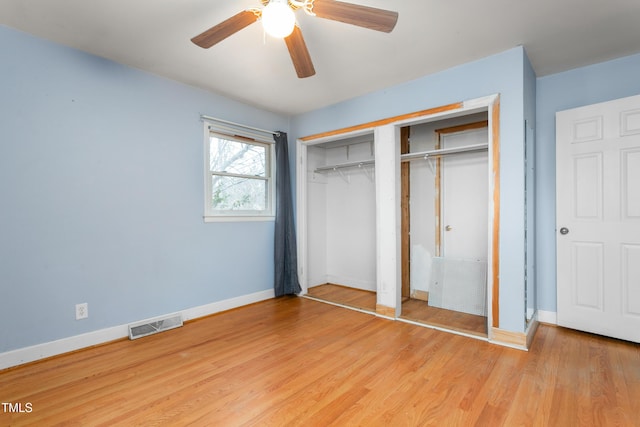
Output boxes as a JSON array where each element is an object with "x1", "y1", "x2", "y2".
[
  {"x1": 300, "y1": 102, "x2": 464, "y2": 142},
  {"x1": 490, "y1": 98, "x2": 500, "y2": 329},
  {"x1": 435, "y1": 120, "x2": 489, "y2": 135},
  {"x1": 400, "y1": 127, "x2": 411, "y2": 299}
]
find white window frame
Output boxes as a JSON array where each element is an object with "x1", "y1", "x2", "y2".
[{"x1": 203, "y1": 123, "x2": 276, "y2": 222}]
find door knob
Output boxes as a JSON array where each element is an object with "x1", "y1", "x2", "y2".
[
  {"x1": 560, "y1": 227, "x2": 569, "y2": 235},
  {"x1": 445, "y1": 225, "x2": 453, "y2": 231}
]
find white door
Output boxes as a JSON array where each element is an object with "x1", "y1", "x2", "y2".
[
  {"x1": 556, "y1": 94, "x2": 640, "y2": 343},
  {"x1": 429, "y1": 127, "x2": 488, "y2": 316},
  {"x1": 441, "y1": 128, "x2": 488, "y2": 260}
]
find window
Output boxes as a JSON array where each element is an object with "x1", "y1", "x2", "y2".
[{"x1": 204, "y1": 132, "x2": 275, "y2": 221}]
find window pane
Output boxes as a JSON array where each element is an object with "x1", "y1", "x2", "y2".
[
  {"x1": 210, "y1": 137, "x2": 266, "y2": 177},
  {"x1": 211, "y1": 175, "x2": 267, "y2": 211}
]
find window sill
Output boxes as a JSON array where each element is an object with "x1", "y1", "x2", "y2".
[{"x1": 203, "y1": 215, "x2": 275, "y2": 223}]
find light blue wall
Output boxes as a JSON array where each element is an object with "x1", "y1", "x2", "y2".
[
  {"x1": 0, "y1": 25, "x2": 288, "y2": 352},
  {"x1": 535, "y1": 52, "x2": 640, "y2": 313},
  {"x1": 291, "y1": 47, "x2": 529, "y2": 332}
]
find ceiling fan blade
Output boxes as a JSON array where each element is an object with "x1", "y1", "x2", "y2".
[
  {"x1": 285, "y1": 25, "x2": 316, "y2": 78},
  {"x1": 312, "y1": 0, "x2": 398, "y2": 33},
  {"x1": 191, "y1": 10, "x2": 259, "y2": 48}
]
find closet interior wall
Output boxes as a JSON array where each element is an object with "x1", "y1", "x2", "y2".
[{"x1": 306, "y1": 134, "x2": 377, "y2": 292}]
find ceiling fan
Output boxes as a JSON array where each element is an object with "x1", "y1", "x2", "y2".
[{"x1": 191, "y1": 0, "x2": 399, "y2": 78}]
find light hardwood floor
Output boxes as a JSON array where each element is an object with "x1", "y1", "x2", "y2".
[
  {"x1": 307, "y1": 283, "x2": 487, "y2": 337},
  {"x1": 306, "y1": 283, "x2": 377, "y2": 312},
  {"x1": 1, "y1": 297, "x2": 639, "y2": 426},
  {"x1": 400, "y1": 298, "x2": 487, "y2": 338}
]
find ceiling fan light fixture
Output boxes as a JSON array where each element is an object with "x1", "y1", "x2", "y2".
[
  {"x1": 262, "y1": 0, "x2": 296, "y2": 38},
  {"x1": 191, "y1": 1, "x2": 398, "y2": 79}
]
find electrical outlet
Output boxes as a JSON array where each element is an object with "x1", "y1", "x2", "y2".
[{"x1": 75, "y1": 303, "x2": 88, "y2": 320}]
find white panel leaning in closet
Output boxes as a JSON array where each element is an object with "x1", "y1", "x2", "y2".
[{"x1": 305, "y1": 133, "x2": 378, "y2": 304}]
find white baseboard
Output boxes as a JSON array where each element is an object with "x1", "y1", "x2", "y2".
[
  {"x1": 181, "y1": 289, "x2": 274, "y2": 321},
  {"x1": 0, "y1": 289, "x2": 275, "y2": 371},
  {"x1": 537, "y1": 310, "x2": 557, "y2": 325}
]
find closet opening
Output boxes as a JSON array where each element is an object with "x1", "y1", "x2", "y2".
[
  {"x1": 399, "y1": 114, "x2": 489, "y2": 338},
  {"x1": 303, "y1": 132, "x2": 378, "y2": 313},
  {"x1": 297, "y1": 94, "x2": 500, "y2": 343}
]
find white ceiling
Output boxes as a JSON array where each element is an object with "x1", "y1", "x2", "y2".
[{"x1": 2, "y1": 0, "x2": 640, "y2": 115}]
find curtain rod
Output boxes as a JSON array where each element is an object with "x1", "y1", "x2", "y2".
[{"x1": 200, "y1": 114, "x2": 278, "y2": 136}]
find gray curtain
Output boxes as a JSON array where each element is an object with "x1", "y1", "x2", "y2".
[{"x1": 274, "y1": 131, "x2": 301, "y2": 296}]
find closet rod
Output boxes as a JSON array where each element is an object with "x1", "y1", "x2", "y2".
[
  {"x1": 401, "y1": 142, "x2": 488, "y2": 162},
  {"x1": 314, "y1": 159, "x2": 375, "y2": 172},
  {"x1": 314, "y1": 143, "x2": 488, "y2": 172}
]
